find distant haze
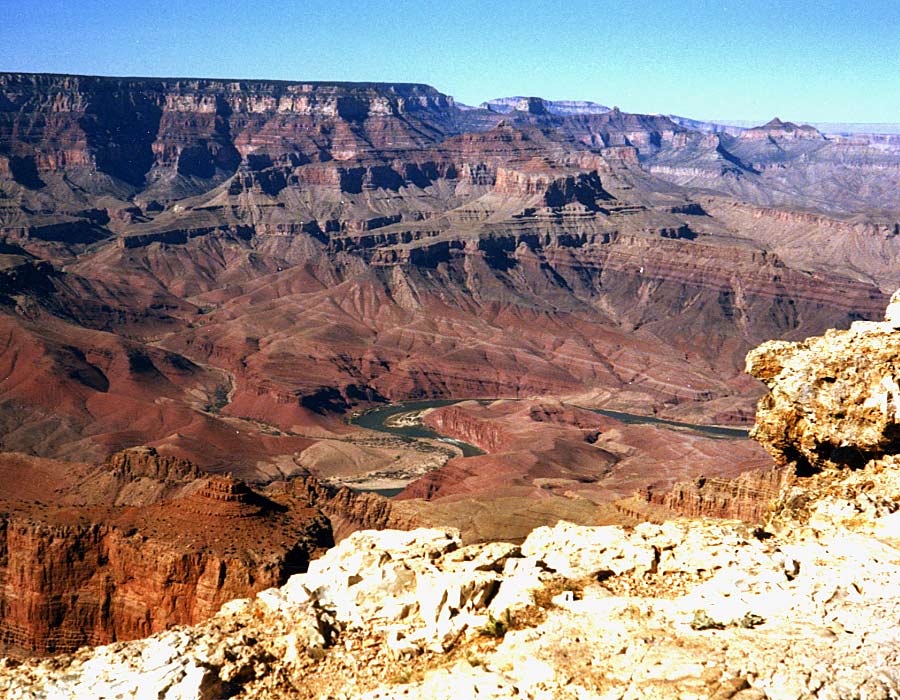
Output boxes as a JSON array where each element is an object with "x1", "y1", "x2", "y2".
[{"x1": 712, "y1": 120, "x2": 900, "y2": 135}]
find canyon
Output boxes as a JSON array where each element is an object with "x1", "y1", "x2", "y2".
[
  {"x1": 0, "y1": 73, "x2": 894, "y2": 474},
  {"x1": 1, "y1": 72, "x2": 900, "y2": 662}
]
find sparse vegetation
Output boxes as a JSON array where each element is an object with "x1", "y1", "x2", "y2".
[
  {"x1": 466, "y1": 653, "x2": 483, "y2": 667},
  {"x1": 204, "y1": 385, "x2": 230, "y2": 413},
  {"x1": 690, "y1": 610, "x2": 726, "y2": 631},
  {"x1": 737, "y1": 612, "x2": 766, "y2": 629},
  {"x1": 480, "y1": 611, "x2": 511, "y2": 638},
  {"x1": 690, "y1": 609, "x2": 766, "y2": 631}
]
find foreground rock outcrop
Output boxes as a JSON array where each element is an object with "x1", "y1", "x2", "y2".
[
  {"x1": 748, "y1": 291, "x2": 900, "y2": 473},
  {"x1": 6, "y1": 503, "x2": 900, "y2": 699}
]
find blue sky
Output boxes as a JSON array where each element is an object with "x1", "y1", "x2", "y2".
[{"x1": 2, "y1": 0, "x2": 898, "y2": 123}]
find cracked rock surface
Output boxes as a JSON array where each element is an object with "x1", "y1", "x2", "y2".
[{"x1": 4, "y1": 503, "x2": 900, "y2": 699}]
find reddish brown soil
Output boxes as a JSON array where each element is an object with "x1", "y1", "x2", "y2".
[{"x1": 0, "y1": 74, "x2": 891, "y2": 481}]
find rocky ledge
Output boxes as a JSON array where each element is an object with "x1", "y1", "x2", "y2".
[
  {"x1": 748, "y1": 287, "x2": 900, "y2": 473},
  {"x1": 8, "y1": 297, "x2": 900, "y2": 697}
]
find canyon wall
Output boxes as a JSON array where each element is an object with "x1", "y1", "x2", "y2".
[
  {"x1": 0, "y1": 71, "x2": 898, "y2": 515},
  {"x1": 640, "y1": 467, "x2": 792, "y2": 523},
  {"x1": 0, "y1": 457, "x2": 334, "y2": 658}
]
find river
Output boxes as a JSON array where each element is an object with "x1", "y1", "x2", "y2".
[
  {"x1": 582, "y1": 407, "x2": 749, "y2": 439},
  {"x1": 351, "y1": 398, "x2": 748, "y2": 456},
  {"x1": 350, "y1": 399, "x2": 749, "y2": 497}
]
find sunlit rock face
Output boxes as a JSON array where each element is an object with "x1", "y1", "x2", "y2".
[
  {"x1": 13, "y1": 296, "x2": 900, "y2": 696},
  {"x1": 7, "y1": 498, "x2": 900, "y2": 698},
  {"x1": 0, "y1": 70, "x2": 894, "y2": 481},
  {"x1": 747, "y1": 290, "x2": 900, "y2": 474}
]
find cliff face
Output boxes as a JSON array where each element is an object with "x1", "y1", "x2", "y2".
[
  {"x1": 422, "y1": 404, "x2": 509, "y2": 453},
  {"x1": 394, "y1": 399, "x2": 770, "y2": 544},
  {"x1": 0, "y1": 465, "x2": 333, "y2": 658},
  {"x1": 283, "y1": 476, "x2": 416, "y2": 541},
  {"x1": 0, "y1": 516, "x2": 301, "y2": 656},
  {"x1": 0, "y1": 72, "x2": 895, "y2": 477},
  {"x1": 645, "y1": 287, "x2": 900, "y2": 523},
  {"x1": 8, "y1": 482, "x2": 900, "y2": 698},
  {"x1": 641, "y1": 467, "x2": 792, "y2": 522},
  {"x1": 7, "y1": 283, "x2": 900, "y2": 698},
  {"x1": 60, "y1": 445, "x2": 205, "y2": 506},
  {"x1": 738, "y1": 117, "x2": 825, "y2": 141},
  {"x1": 0, "y1": 73, "x2": 455, "y2": 188}
]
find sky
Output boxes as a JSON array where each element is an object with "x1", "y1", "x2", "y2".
[{"x1": 1, "y1": 0, "x2": 898, "y2": 123}]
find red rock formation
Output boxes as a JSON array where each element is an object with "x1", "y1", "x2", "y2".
[
  {"x1": 0, "y1": 448, "x2": 338, "y2": 658},
  {"x1": 738, "y1": 118, "x2": 825, "y2": 141},
  {"x1": 640, "y1": 467, "x2": 792, "y2": 523},
  {"x1": 0, "y1": 70, "x2": 894, "y2": 482},
  {"x1": 423, "y1": 404, "x2": 510, "y2": 452},
  {"x1": 400, "y1": 399, "x2": 771, "y2": 506},
  {"x1": 283, "y1": 476, "x2": 417, "y2": 541},
  {"x1": 0, "y1": 481, "x2": 332, "y2": 658}
]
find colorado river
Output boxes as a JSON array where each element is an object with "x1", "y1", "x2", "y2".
[
  {"x1": 349, "y1": 400, "x2": 486, "y2": 496},
  {"x1": 351, "y1": 399, "x2": 486, "y2": 457},
  {"x1": 583, "y1": 407, "x2": 749, "y2": 439},
  {"x1": 351, "y1": 398, "x2": 748, "y2": 449},
  {"x1": 349, "y1": 399, "x2": 748, "y2": 497}
]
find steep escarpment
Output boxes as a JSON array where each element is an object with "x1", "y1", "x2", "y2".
[
  {"x1": 279, "y1": 476, "x2": 417, "y2": 541},
  {"x1": 738, "y1": 118, "x2": 825, "y2": 141},
  {"x1": 639, "y1": 466, "x2": 791, "y2": 523},
  {"x1": 0, "y1": 70, "x2": 897, "y2": 490},
  {"x1": 0, "y1": 73, "x2": 455, "y2": 191},
  {"x1": 703, "y1": 199, "x2": 900, "y2": 292},
  {"x1": 9, "y1": 464, "x2": 900, "y2": 698},
  {"x1": 639, "y1": 287, "x2": 900, "y2": 524},
  {"x1": 0, "y1": 449, "x2": 334, "y2": 658},
  {"x1": 647, "y1": 126, "x2": 900, "y2": 215},
  {"x1": 60, "y1": 445, "x2": 204, "y2": 505}
]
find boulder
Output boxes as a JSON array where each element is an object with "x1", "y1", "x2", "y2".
[{"x1": 747, "y1": 304, "x2": 900, "y2": 472}]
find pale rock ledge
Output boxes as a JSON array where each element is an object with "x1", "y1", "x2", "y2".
[{"x1": 3, "y1": 508, "x2": 900, "y2": 699}]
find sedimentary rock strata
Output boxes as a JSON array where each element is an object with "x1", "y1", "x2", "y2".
[
  {"x1": 5, "y1": 484, "x2": 900, "y2": 699},
  {"x1": 0, "y1": 450, "x2": 336, "y2": 658},
  {"x1": 641, "y1": 467, "x2": 791, "y2": 523},
  {"x1": 0, "y1": 72, "x2": 896, "y2": 481},
  {"x1": 392, "y1": 399, "x2": 770, "y2": 541}
]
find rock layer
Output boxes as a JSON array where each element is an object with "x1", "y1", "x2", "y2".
[
  {"x1": 8, "y1": 299, "x2": 900, "y2": 694},
  {"x1": 641, "y1": 467, "x2": 792, "y2": 523},
  {"x1": 6, "y1": 490, "x2": 900, "y2": 698},
  {"x1": 0, "y1": 72, "x2": 896, "y2": 480},
  {"x1": 0, "y1": 455, "x2": 334, "y2": 658}
]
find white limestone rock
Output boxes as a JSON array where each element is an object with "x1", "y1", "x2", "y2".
[
  {"x1": 885, "y1": 288, "x2": 900, "y2": 328},
  {"x1": 521, "y1": 521, "x2": 656, "y2": 577}
]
